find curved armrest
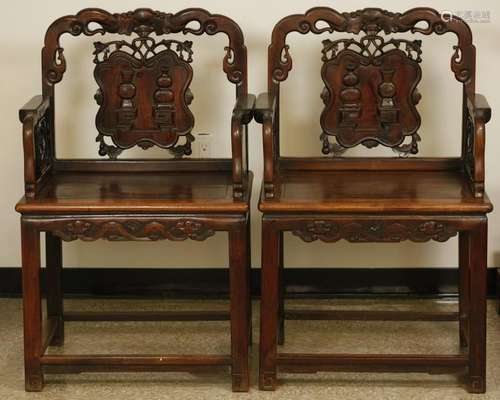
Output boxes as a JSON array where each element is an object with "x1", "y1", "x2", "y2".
[
  {"x1": 467, "y1": 93, "x2": 491, "y2": 124},
  {"x1": 231, "y1": 94, "x2": 256, "y2": 198},
  {"x1": 463, "y1": 93, "x2": 491, "y2": 198},
  {"x1": 232, "y1": 93, "x2": 256, "y2": 125},
  {"x1": 254, "y1": 93, "x2": 277, "y2": 198},
  {"x1": 19, "y1": 95, "x2": 52, "y2": 197},
  {"x1": 254, "y1": 92, "x2": 276, "y2": 123},
  {"x1": 19, "y1": 95, "x2": 50, "y2": 123}
]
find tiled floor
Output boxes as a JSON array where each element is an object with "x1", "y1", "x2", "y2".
[{"x1": 0, "y1": 298, "x2": 498, "y2": 399}]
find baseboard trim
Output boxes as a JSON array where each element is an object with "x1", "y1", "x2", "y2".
[{"x1": 0, "y1": 267, "x2": 497, "y2": 298}]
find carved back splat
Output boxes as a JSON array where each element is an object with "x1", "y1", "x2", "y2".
[
  {"x1": 320, "y1": 35, "x2": 423, "y2": 156},
  {"x1": 93, "y1": 38, "x2": 195, "y2": 158},
  {"x1": 268, "y1": 7, "x2": 475, "y2": 156},
  {"x1": 41, "y1": 8, "x2": 247, "y2": 159}
]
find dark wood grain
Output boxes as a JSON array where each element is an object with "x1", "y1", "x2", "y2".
[
  {"x1": 40, "y1": 354, "x2": 231, "y2": 368},
  {"x1": 320, "y1": 35, "x2": 422, "y2": 155},
  {"x1": 232, "y1": 94, "x2": 255, "y2": 198},
  {"x1": 459, "y1": 231, "x2": 470, "y2": 348},
  {"x1": 21, "y1": 221, "x2": 43, "y2": 391},
  {"x1": 279, "y1": 157, "x2": 463, "y2": 171},
  {"x1": 257, "y1": 7, "x2": 491, "y2": 394},
  {"x1": 285, "y1": 310, "x2": 459, "y2": 322},
  {"x1": 19, "y1": 97, "x2": 52, "y2": 197},
  {"x1": 259, "y1": 171, "x2": 492, "y2": 214},
  {"x1": 16, "y1": 172, "x2": 252, "y2": 215},
  {"x1": 17, "y1": 7, "x2": 252, "y2": 392},
  {"x1": 93, "y1": 37, "x2": 196, "y2": 158},
  {"x1": 19, "y1": 7, "x2": 253, "y2": 198},
  {"x1": 45, "y1": 233, "x2": 63, "y2": 346},
  {"x1": 468, "y1": 219, "x2": 488, "y2": 393},
  {"x1": 260, "y1": 6, "x2": 488, "y2": 198},
  {"x1": 277, "y1": 353, "x2": 468, "y2": 373},
  {"x1": 0, "y1": 266, "x2": 497, "y2": 297},
  {"x1": 229, "y1": 226, "x2": 250, "y2": 391},
  {"x1": 259, "y1": 218, "x2": 279, "y2": 390},
  {"x1": 64, "y1": 311, "x2": 229, "y2": 322}
]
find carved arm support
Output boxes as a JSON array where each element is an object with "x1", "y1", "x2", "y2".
[
  {"x1": 254, "y1": 92, "x2": 277, "y2": 198},
  {"x1": 231, "y1": 93, "x2": 255, "y2": 198},
  {"x1": 464, "y1": 93, "x2": 491, "y2": 197},
  {"x1": 19, "y1": 95, "x2": 52, "y2": 197}
]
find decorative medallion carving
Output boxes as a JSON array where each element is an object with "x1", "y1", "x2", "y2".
[
  {"x1": 50, "y1": 219, "x2": 215, "y2": 242},
  {"x1": 292, "y1": 220, "x2": 458, "y2": 243},
  {"x1": 93, "y1": 37, "x2": 195, "y2": 158},
  {"x1": 319, "y1": 34, "x2": 422, "y2": 156}
]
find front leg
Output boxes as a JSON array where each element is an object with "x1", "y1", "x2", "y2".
[
  {"x1": 21, "y1": 221, "x2": 44, "y2": 391},
  {"x1": 46, "y1": 232, "x2": 64, "y2": 346},
  {"x1": 259, "y1": 218, "x2": 280, "y2": 390},
  {"x1": 229, "y1": 225, "x2": 250, "y2": 392},
  {"x1": 467, "y1": 220, "x2": 487, "y2": 393},
  {"x1": 458, "y1": 231, "x2": 470, "y2": 349}
]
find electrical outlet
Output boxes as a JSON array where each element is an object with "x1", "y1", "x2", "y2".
[{"x1": 197, "y1": 136, "x2": 211, "y2": 158}]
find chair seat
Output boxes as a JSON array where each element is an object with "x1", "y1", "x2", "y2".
[
  {"x1": 16, "y1": 171, "x2": 252, "y2": 215},
  {"x1": 259, "y1": 170, "x2": 492, "y2": 214}
]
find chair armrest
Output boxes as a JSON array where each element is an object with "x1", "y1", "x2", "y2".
[
  {"x1": 232, "y1": 93, "x2": 256, "y2": 125},
  {"x1": 463, "y1": 93, "x2": 491, "y2": 198},
  {"x1": 19, "y1": 95, "x2": 52, "y2": 197},
  {"x1": 254, "y1": 92, "x2": 276, "y2": 123},
  {"x1": 19, "y1": 95, "x2": 50, "y2": 123},
  {"x1": 254, "y1": 93, "x2": 277, "y2": 198},
  {"x1": 467, "y1": 93, "x2": 491, "y2": 124},
  {"x1": 231, "y1": 94, "x2": 256, "y2": 198}
]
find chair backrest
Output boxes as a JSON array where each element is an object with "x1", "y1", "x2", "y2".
[
  {"x1": 267, "y1": 7, "x2": 475, "y2": 159},
  {"x1": 42, "y1": 8, "x2": 247, "y2": 160}
]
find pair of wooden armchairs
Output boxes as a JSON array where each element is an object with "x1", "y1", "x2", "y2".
[{"x1": 16, "y1": 7, "x2": 491, "y2": 394}]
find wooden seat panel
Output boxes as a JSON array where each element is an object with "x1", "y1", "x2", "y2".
[
  {"x1": 259, "y1": 170, "x2": 491, "y2": 214},
  {"x1": 16, "y1": 171, "x2": 252, "y2": 214}
]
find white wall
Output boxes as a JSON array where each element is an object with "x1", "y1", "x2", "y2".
[{"x1": 1, "y1": 0, "x2": 499, "y2": 269}]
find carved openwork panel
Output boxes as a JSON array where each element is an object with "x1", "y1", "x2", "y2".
[
  {"x1": 464, "y1": 111, "x2": 476, "y2": 183},
  {"x1": 41, "y1": 8, "x2": 248, "y2": 158},
  {"x1": 320, "y1": 36, "x2": 422, "y2": 156},
  {"x1": 93, "y1": 38, "x2": 195, "y2": 158},
  {"x1": 34, "y1": 114, "x2": 52, "y2": 178},
  {"x1": 267, "y1": 8, "x2": 476, "y2": 157}
]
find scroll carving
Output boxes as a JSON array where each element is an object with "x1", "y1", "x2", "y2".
[
  {"x1": 269, "y1": 7, "x2": 475, "y2": 95},
  {"x1": 50, "y1": 219, "x2": 215, "y2": 242},
  {"x1": 292, "y1": 220, "x2": 458, "y2": 243},
  {"x1": 42, "y1": 8, "x2": 246, "y2": 87}
]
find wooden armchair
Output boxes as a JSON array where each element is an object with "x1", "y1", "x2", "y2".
[
  {"x1": 255, "y1": 7, "x2": 492, "y2": 393},
  {"x1": 16, "y1": 8, "x2": 253, "y2": 392}
]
